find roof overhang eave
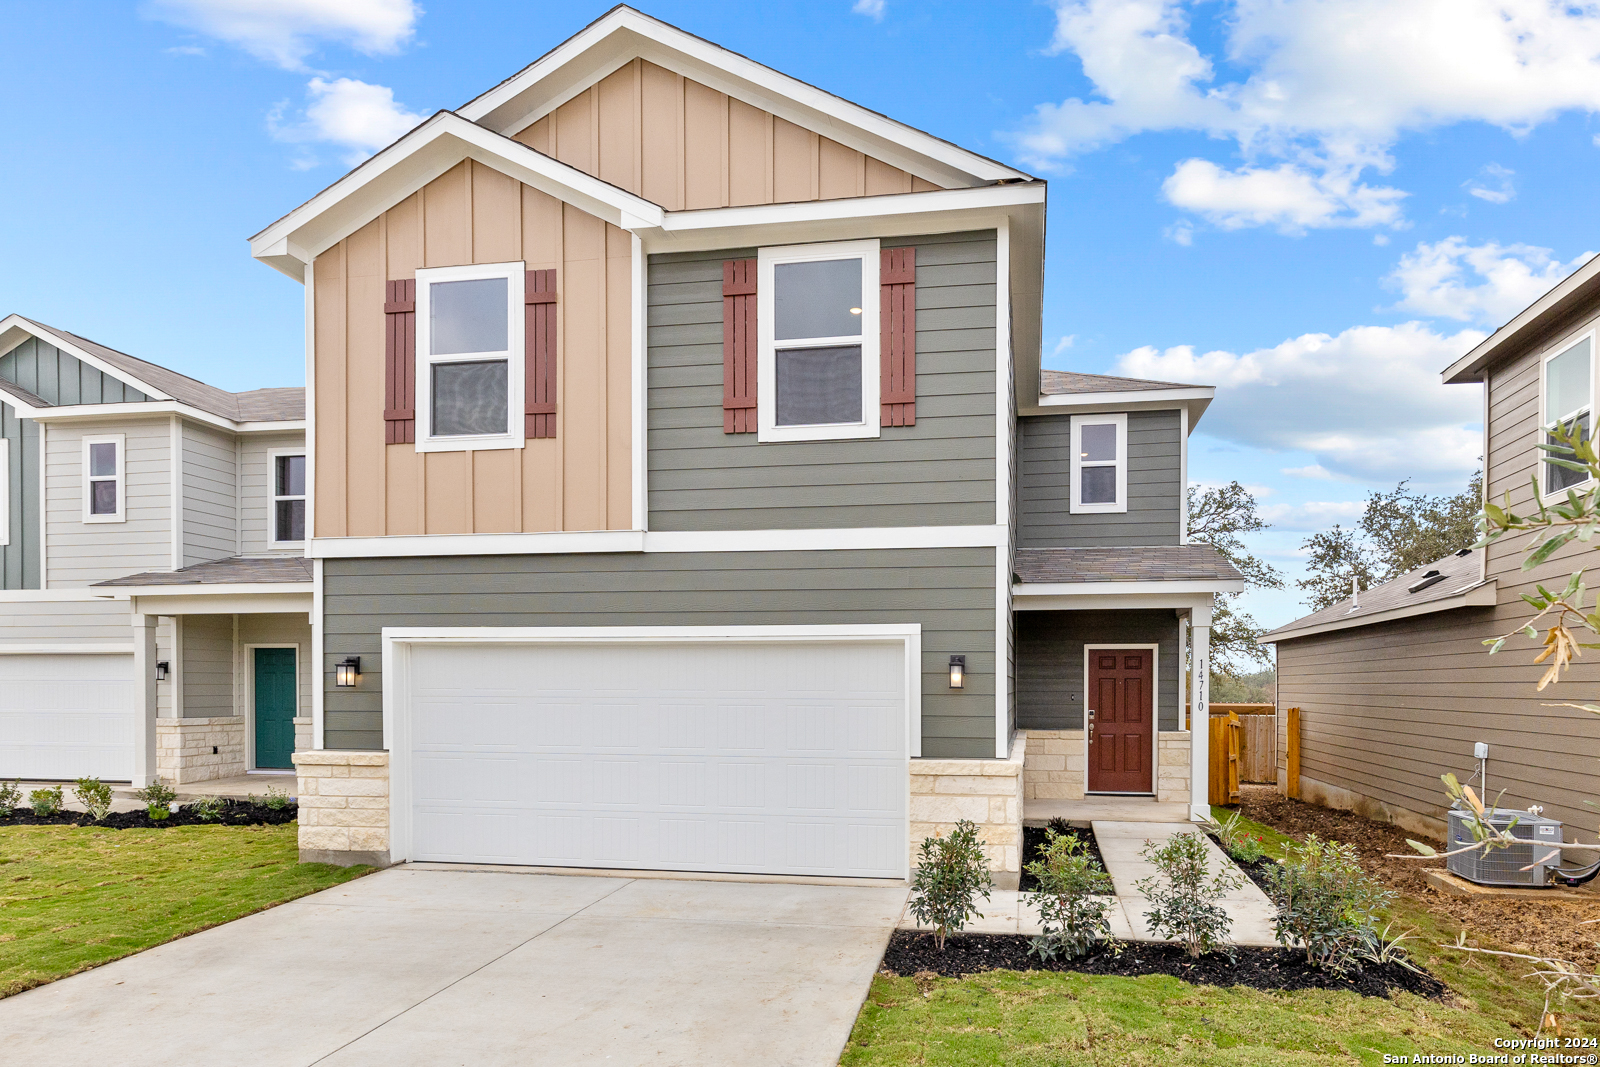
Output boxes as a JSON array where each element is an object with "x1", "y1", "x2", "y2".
[
  {"x1": 1026, "y1": 386, "x2": 1214, "y2": 430},
  {"x1": 1442, "y1": 254, "x2": 1600, "y2": 385},
  {"x1": 1014, "y1": 578, "x2": 1245, "y2": 598},
  {"x1": 1258, "y1": 580, "x2": 1498, "y2": 643}
]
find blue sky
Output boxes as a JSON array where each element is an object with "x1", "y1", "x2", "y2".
[{"x1": 7, "y1": 1, "x2": 1600, "y2": 631}]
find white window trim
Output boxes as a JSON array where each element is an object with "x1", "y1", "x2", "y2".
[
  {"x1": 1069, "y1": 413, "x2": 1127, "y2": 514},
  {"x1": 1540, "y1": 328, "x2": 1597, "y2": 495},
  {"x1": 82, "y1": 434, "x2": 126, "y2": 524},
  {"x1": 414, "y1": 260, "x2": 526, "y2": 454},
  {"x1": 0, "y1": 437, "x2": 10, "y2": 547},
  {"x1": 756, "y1": 239, "x2": 881, "y2": 443},
  {"x1": 267, "y1": 448, "x2": 307, "y2": 549}
]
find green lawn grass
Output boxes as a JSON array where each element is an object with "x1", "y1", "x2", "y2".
[
  {"x1": 840, "y1": 807, "x2": 1599, "y2": 1065},
  {"x1": 0, "y1": 823, "x2": 370, "y2": 997}
]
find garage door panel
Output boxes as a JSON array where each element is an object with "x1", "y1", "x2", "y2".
[
  {"x1": 0, "y1": 655, "x2": 133, "y2": 781},
  {"x1": 405, "y1": 640, "x2": 908, "y2": 878}
]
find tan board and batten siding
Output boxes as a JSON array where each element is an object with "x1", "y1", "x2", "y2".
[{"x1": 312, "y1": 62, "x2": 944, "y2": 538}]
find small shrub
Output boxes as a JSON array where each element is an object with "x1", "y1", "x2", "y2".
[
  {"x1": 1360, "y1": 920, "x2": 1424, "y2": 975},
  {"x1": 73, "y1": 777, "x2": 114, "y2": 821},
  {"x1": 1264, "y1": 833, "x2": 1392, "y2": 974},
  {"x1": 262, "y1": 785, "x2": 291, "y2": 811},
  {"x1": 1024, "y1": 828, "x2": 1115, "y2": 961},
  {"x1": 1208, "y1": 810, "x2": 1269, "y2": 864},
  {"x1": 909, "y1": 819, "x2": 993, "y2": 950},
  {"x1": 0, "y1": 779, "x2": 21, "y2": 811},
  {"x1": 146, "y1": 803, "x2": 171, "y2": 821},
  {"x1": 188, "y1": 795, "x2": 228, "y2": 822},
  {"x1": 1136, "y1": 832, "x2": 1242, "y2": 959},
  {"x1": 29, "y1": 785, "x2": 64, "y2": 817},
  {"x1": 133, "y1": 777, "x2": 177, "y2": 808}
]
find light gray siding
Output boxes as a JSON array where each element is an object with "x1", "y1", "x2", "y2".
[
  {"x1": 0, "y1": 336, "x2": 149, "y2": 406},
  {"x1": 1017, "y1": 410, "x2": 1183, "y2": 547},
  {"x1": 0, "y1": 402, "x2": 41, "y2": 589},
  {"x1": 647, "y1": 231, "x2": 997, "y2": 531},
  {"x1": 0, "y1": 598, "x2": 133, "y2": 644},
  {"x1": 180, "y1": 614, "x2": 233, "y2": 718},
  {"x1": 323, "y1": 548, "x2": 997, "y2": 757},
  {"x1": 238, "y1": 613, "x2": 313, "y2": 722},
  {"x1": 1016, "y1": 610, "x2": 1181, "y2": 731},
  {"x1": 181, "y1": 422, "x2": 237, "y2": 567},
  {"x1": 45, "y1": 418, "x2": 172, "y2": 587},
  {"x1": 239, "y1": 432, "x2": 306, "y2": 554}
]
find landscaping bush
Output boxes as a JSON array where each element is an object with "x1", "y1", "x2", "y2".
[
  {"x1": 72, "y1": 777, "x2": 113, "y2": 822},
  {"x1": 263, "y1": 785, "x2": 291, "y2": 811},
  {"x1": 1136, "y1": 832, "x2": 1242, "y2": 959},
  {"x1": 28, "y1": 786, "x2": 63, "y2": 817},
  {"x1": 909, "y1": 819, "x2": 993, "y2": 950},
  {"x1": 1024, "y1": 828, "x2": 1116, "y2": 961},
  {"x1": 1265, "y1": 833, "x2": 1392, "y2": 975},
  {"x1": 0, "y1": 780, "x2": 20, "y2": 811},
  {"x1": 134, "y1": 777, "x2": 177, "y2": 822},
  {"x1": 1210, "y1": 810, "x2": 1268, "y2": 864},
  {"x1": 188, "y1": 795, "x2": 228, "y2": 822}
]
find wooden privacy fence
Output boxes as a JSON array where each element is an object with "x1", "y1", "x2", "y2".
[{"x1": 1202, "y1": 703, "x2": 1279, "y2": 806}]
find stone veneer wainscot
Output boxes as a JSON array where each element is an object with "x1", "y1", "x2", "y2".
[
  {"x1": 908, "y1": 733, "x2": 1025, "y2": 890},
  {"x1": 1022, "y1": 727, "x2": 1191, "y2": 804},
  {"x1": 293, "y1": 750, "x2": 390, "y2": 867},
  {"x1": 156, "y1": 716, "x2": 245, "y2": 784}
]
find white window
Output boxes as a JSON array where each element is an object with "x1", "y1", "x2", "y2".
[
  {"x1": 0, "y1": 437, "x2": 9, "y2": 547},
  {"x1": 415, "y1": 261, "x2": 525, "y2": 453},
  {"x1": 1543, "y1": 333, "x2": 1595, "y2": 493},
  {"x1": 757, "y1": 239, "x2": 880, "y2": 442},
  {"x1": 270, "y1": 451, "x2": 306, "y2": 545},
  {"x1": 82, "y1": 434, "x2": 125, "y2": 523},
  {"x1": 1070, "y1": 414, "x2": 1127, "y2": 514}
]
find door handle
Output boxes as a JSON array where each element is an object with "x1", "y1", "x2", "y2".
[{"x1": 1087, "y1": 708, "x2": 1095, "y2": 742}]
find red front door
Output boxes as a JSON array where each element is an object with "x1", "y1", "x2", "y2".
[{"x1": 1087, "y1": 648, "x2": 1154, "y2": 793}]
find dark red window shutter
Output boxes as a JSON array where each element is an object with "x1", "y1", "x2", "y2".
[
  {"x1": 525, "y1": 269, "x2": 558, "y2": 439},
  {"x1": 723, "y1": 259, "x2": 757, "y2": 434},
  {"x1": 880, "y1": 246, "x2": 916, "y2": 426},
  {"x1": 383, "y1": 279, "x2": 416, "y2": 444}
]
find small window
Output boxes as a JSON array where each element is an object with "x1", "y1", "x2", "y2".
[
  {"x1": 1070, "y1": 414, "x2": 1127, "y2": 514},
  {"x1": 82, "y1": 435, "x2": 125, "y2": 523},
  {"x1": 1544, "y1": 335, "x2": 1594, "y2": 493},
  {"x1": 757, "y1": 240, "x2": 880, "y2": 442},
  {"x1": 415, "y1": 262, "x2": 525, "y2": 453},
  {"x1": 272, "y1": 453, "x2": 306, "y2": 544}
]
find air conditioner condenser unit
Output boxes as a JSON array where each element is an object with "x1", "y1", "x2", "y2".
[{"x1": 1445, "y1": 808, "x2": 1564, "y2": 888}]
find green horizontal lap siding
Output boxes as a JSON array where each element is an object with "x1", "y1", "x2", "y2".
[
  {"x1": 647, "y1": 231, "x2": 997, "y2": 531},
  {"x1": 323, "y1": 548, "x2": 996, "y2": 757},
  {"x1": 0, "y1": 337, "x2": 149, "y2": 406},
  {"x1": 1016, "y1": 611, "x2": 1181, "y2": 731},
  {"x1": 0, "y1": 403, "x2": 40, "y2": 588},
  {"x1": 1017, "y1": 410, "x2": 1182, "y2": 547}
]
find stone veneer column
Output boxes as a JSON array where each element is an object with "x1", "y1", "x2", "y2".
[
  {"x1": 155, "y1": 717, "x2": 246, "y2": 784},
  {"x1": 1020, "y1": 728, "x2": 1085, "y2": 800},
  {"x1": 1156, "y1": 731, "x2": 1193, "y2": 803},
  {"x1": 293, "y1": 751, "x2": 390, "y2": 867},
  {"x1": 907, "y1": 734, "x2": 1025, "y2": 890}
]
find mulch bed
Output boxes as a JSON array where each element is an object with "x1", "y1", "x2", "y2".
[
  {"x1": 881, "y1": 929, "x2": 1448, "y2": 999},
  {"x1": 0, "y1": 800, "x2": 296, "y2": 830},
  {"x1": 1018, "y1": 822, "x2": 1106, "y2": 892}
]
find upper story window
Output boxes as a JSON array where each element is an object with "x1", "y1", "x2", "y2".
[
  {"x1": 272, "y1": 452, "x2": 306, "y2": 545},
  {"x1": 82, "y1": 434, "x2": 125, "y2": 523},
  {"x1": 1069, "y1": 413, "x2": 1127, "y2": 514},
  {"x1": 1544, "y1": 333, "x2": 1594, "y2": 493},
  {"x1": 415, "y1": 261, "x2": 525, "y2": 453},
  {"x1": 757, "y1": 240, "x2": 880, "y2": 442}
]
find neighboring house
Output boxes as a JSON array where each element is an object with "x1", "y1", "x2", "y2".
[
  {"x1": 217, "y1": 6, "x2": 1243, "y2": 882},
  {"x1": 0, "y1": 315, "x2": 310, "y2": 788},
  {"x1": 1262, "y1": 249, "x2": 1600, "y2": 839}
]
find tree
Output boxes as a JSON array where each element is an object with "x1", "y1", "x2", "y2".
[
  {"x1": 1186, "y1": 482, "x2": 1285, "y2": 674},
  {"x1": 1297, "y1": 472, "x2": 1482, "y2": 611}
]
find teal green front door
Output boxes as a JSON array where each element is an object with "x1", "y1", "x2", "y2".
[{"x1": 254, "y1": 647, "x2": 297, "y2": 769}]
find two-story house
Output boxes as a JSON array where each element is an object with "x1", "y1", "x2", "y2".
[
  {"x1": 222, "y1": 7, "x2": 1242, "y2": 883},
  {"x1": 0, "y1": 315, "x2": 311, "y2": 789}
]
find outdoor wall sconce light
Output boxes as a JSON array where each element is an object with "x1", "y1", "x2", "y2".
[
  {"x1": 155, "y1": 661, "x2": 169, "y2": 682},
  {"x1": 948, "y1": 655, "x2": 966, "y2": 690},
  {"x1": 335, "y1": 657, "x2": 361, "y2": 688}
]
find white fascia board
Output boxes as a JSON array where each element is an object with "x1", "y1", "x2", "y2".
[
  {"x1": 1258, "y1": 581, "x2": 1498, "y2": 643},
  {"x1": 129, "y1": 590, "x2": 314, "y2": 616},
  {"x1": 313, "y1": 530, "x2": 648, "y2": 558},
  {"x1": 1013, "y1": 579, "x2": 1246, "y2": 598},
  {"x1": 237, "y1": 420, "x2": 307, "y2": 434},
  {"x1": 29, "y1": 401, "x2": 245, "y2": 434},
  {"x1": 457, "y1": 8, "x2": 1029, "y2": 189},
  {"x1": 1013, "y1": 592, "x2": 1219, "y2": 613},
  {"x1": 310, "y1": 525, "x2": 1004, "y2": 558},
  {"x1": 112, "y1": 582, "x2": 313, "y2": 597},
  {"x1": 248, "y1": 112, "x2": 664, "y2": 283},
  {"x1": 1443, "y1": 256, "x2": 1600, "y2": 385},
  {"x1": 0, "y1": 315, "x2": 173, "y2": 401},
  {"x1": 1027, "y1": 388, "x2": 1215, "y2": 431}
]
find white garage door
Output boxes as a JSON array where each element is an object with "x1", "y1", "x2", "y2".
[
  {"x1": 400, "y1": 640, "x2": 908, "y2": 879},
  {"x1": 0, "y1": 654, "x2": 134, "y2": 781}
]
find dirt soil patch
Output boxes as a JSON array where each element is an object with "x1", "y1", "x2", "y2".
[
  {"x1": 1238, "y1": 785, "x2": 1600, "y2": 972},
  {"x1": 881, "y1": 929, "x2": 1446, "y2": 1000},
  {"x1": 0, "y1": 800, "x2": 296, "y2": 830}
]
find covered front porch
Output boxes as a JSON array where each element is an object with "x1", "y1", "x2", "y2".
[
  {"x1": 1012, "y1": 546, "x2": 1244, "y2": 824},
  {"x1": 91, "y1": 557, "x2": 314, "y2": 787}
]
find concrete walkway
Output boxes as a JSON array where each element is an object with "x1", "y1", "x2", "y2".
[
  {"x1": 900, "y1": 822, "x2": 1277, "y2": 948},
  {"x1": 0, "y1": 867, "x2": 907, "y2": 1067}
]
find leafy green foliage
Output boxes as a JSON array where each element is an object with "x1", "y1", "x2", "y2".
[
  {"x1": 146, "y1": 804, "x2": 171, "y2": 821},
  {"x1": 262, "y1": 785, "x2": 291, "y2": 811},
  {"x1": 1185, "y1": 481, "x2": 1285, "y2": 673},
  {"x1": 133, "y1": 777, "x2": 177, "y2": 809},
  {"x1": 908, "y1": 820, "x2": 993, "y2": 951},
  {"x1": 187, "y1": 795, "x2": 228, "y2": 822},
  {"x1": 1023, "y1": 829, "x2": 1115, "y2": 961},
  {"x1": 1135, "y1": 832, "x2": 1241, "y2": 958},
  {"x1": 1265, "y1": 834, "x2": 1393, "y2": 974},
  {"x1": 28, "y1": 786, "x2": 63, "y2": 817},
  {"x1": 71, "y1": 777, "x2": 113, "y2": 822},
  {"x1": 1210, "y1": 809, "x2": 1268, "y2": 864},
  {"x1": 0, "y1": 780, "x2": 21, "y2": 811}
]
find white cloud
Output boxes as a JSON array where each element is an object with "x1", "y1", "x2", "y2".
[
  {"x1": 1118, "y1": 320, "x2": 1485, "y2": 482},
  {"x1": 1257, "y1": 499, "x2": 1364, "y2": 532},
  {"x1": 1465, "y1": 163, "x2": 1516, "y2": 204},
  {"x1": 852, "y1": 0, "x2": 886, "y2": 21},
  {"x1": 1011, "y1": 0, "x2": 1600, "y2": 232},
  {"x1": 144, "y1": 0, "x2": 419, "y2": 71},
  {"x1": 165, "y1": 44, "x2": 207, "y2": 56},
  {"x1": 1165, "y1": 220, "x2": 1195, "y2": 245},
  {"x1": 1052, "y1": 335, "x2": 1077, "y2": 355},
  {"x1": 1282, "y1": 464, "x2": 1337, "y2": 480},
  {"x1": 1387, "y1": 237, "x2": 1594, "y2": 326},
  {"x1": 269, "y1": 76, "x2": 425, "y2": 166}
]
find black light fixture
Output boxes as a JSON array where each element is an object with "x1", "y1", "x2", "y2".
[
  {"x1": 155, "y1": 661, "x2": 169, "y2": 682},
  {"x1": 335, "y1": 656, "x2": 361, "y2": 688},
  {"x1": 948, "y1": 655, "x2": 966, "y2": 690}
]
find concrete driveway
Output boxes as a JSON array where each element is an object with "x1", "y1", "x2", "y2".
[{"x1": 1, "y1": 867, "x2": 907, "y2": 1067}]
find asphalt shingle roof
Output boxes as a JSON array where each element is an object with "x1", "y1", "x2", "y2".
[
  {"x1": 94, "y1": 556, "x2": 313, "y2": 587},
  {"x1": 1040, "y1": 369, "x2": 1205, "y2": 395},
  {"x1": 1260, "y1": 547, "x2": 1486, "y2": 641},
  {"x1": 1014, "y1": 545, "x2": 1243, "y2": 584}
]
